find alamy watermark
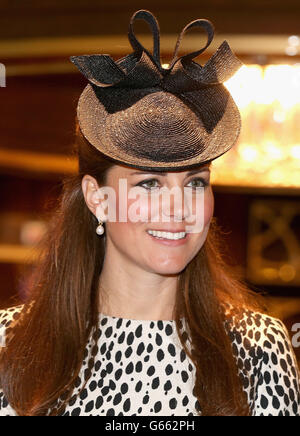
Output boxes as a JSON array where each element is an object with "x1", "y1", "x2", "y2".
[
  {"x1": 292, "y1": 323, "x2": 300, "y2": 348},
  {"x1": 0, "y1": 323, "x2": 5, "y2": 348},
  {"x1": 0, "y1": 63, "x2": 6, "y2": 87},
  {"x1": 95, "y1": 180, "x2": 206, "y2": 233}
]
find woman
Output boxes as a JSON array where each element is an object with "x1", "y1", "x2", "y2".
[{"x1": 0, "y1": 10, "x2": 299, "y2": 416}]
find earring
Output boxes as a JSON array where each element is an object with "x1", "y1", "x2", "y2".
[
  {"x1": 96, "y1": 219, "x2": 105, "y2": 236},
  {"x1": 95, "y1": 204, "x2": 105, "y2": 236}
]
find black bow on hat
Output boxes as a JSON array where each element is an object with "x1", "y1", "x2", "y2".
[{"x1": 70, "y1": 9, "x2": 243, "y2": 93}]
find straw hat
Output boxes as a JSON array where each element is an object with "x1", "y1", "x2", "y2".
[{"x1": 70, "y1": 9, "x2": 243, "y2": 171}]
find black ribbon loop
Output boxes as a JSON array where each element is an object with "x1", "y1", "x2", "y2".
[
  {"x1": 128, "y1": 9, "x2": 162, "y2": 72},
  {"x1": 169, "y1": 19, "x2": 215, "y2": 69}
]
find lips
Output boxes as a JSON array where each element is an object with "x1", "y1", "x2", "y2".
[
  {"x1": 146, "y1": 229, "x2": 190, "y2": 246},
  {"x1": 146, "y1": 229, "x2": 186, "y2": 233}
]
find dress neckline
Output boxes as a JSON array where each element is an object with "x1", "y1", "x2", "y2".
[{"x1": 98, "y1": 312, "x2": 177, "y2": 323}]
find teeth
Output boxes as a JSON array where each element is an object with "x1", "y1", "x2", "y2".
[{"x1": 147, "y1": 230, "x2": 186, "y2": 240}]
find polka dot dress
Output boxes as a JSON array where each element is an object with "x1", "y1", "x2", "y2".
[{"x1": 0, "y1": 305, "x2": 299, "y2": 416}]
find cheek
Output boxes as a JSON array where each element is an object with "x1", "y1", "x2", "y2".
[
  {"x1": 203, "y1": 188, "x2": 214, "y2": 225},
  {"x1": 105, "y1": 194, "x2": 149, "y2": 241},
  {"x1": 185, "y1": 187, "x2": 214, "y2": 234}
]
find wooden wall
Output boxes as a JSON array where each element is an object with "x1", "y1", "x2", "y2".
[{"x1": 1, "y1": 0, "x2": 300, "y2": 39}]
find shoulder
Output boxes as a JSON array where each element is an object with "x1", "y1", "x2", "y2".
[
  {"x1": 0, "y1": 305, "x2": 24, "y2": 416},
  {"x1": 0, "y1": 304, "x2": 24, "y2": 328},
  {"x1": 224, "y1": 304, "x2": 297, "y2": 368},
  {"x1": 224, "y1": 305, "x2": 292, "y2": 347},
  {"x1": 224, "y1": 305, "x2": 300, "y2": 416},
  {"x1": 0, "y1": 305, "x2": 25, "y2": 345}
]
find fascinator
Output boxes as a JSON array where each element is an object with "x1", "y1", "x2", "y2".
[{"x1": 70, "y1": 9, "x2": 243, "y2": 171}]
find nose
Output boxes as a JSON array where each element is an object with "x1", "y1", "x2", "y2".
[{"x1": 161, "y1": 186, "x2": 186, "y2": 223}]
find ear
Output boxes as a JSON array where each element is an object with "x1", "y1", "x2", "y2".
[{"x1": 81, "y1": 174, "x2": 103, "y2": 218}]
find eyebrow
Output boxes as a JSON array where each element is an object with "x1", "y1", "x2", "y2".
[{"x1": 130, "y1": 167, "x2": 211, "y2": 177}]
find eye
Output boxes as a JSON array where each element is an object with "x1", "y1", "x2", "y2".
[
  {"x1": 135, "y1": 176, "x2": 209, "y2": 191},
  {"x1": 186, "y1": 177, "x2": 209, "y2": 188},
  {"x1": 136, "y1": 178, "x2": 160, "y2": 190}
]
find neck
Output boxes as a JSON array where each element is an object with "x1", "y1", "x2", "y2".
[{"x1": 98, "y1": 244, "x2": 178, "y2": 321}]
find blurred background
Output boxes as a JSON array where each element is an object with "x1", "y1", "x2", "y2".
[{"x1": 0, "y1": 1, "x2": 299, "y2": 362}]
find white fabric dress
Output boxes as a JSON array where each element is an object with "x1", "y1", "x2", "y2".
[{"x1": 0, "y1": 305, "x2": 299, "y2": 416}]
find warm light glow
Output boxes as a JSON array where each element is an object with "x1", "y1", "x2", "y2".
[
  {"x1": 238, "y1": 144, "x2": 259, "y2": 162},
  {"x1": 279, "y1": 264, "x2": 296, "y2": 282},
  {"x1": 212, "y1": 63, "x2": 300, "y2": 189},
  {"x1": 225, "y1": 64, "x2": 300, "y2": 109},
  {"x1": 290, "y1": 145, "x2": 300, "y2": 160},
  {"x1": 262, "y1": 267, "x2": 278, "y2": 280},
  {"x1": 288, "y1": 35, "x2": 300, "y2": 47},
  {"x1": 225, "y1": 65, "x2": 264, "y2": 108},
  {"x1": 286, "y1": 35, "x2": 300, "y2": 56},
  {"x1": 262, "y1": 141, "x2": 284, "y2": 161}
]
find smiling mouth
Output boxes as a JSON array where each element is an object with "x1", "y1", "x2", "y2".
[{"x1": 146, "y1": 230, "x2": 187, "y2": 240}]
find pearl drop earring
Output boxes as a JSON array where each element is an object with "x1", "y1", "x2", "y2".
[
  {"x1": 95, "y1": 204, "x2": 105, "y2": 236},
  {"x1": 96, "y1": 219, "x2": 105, "y2": 236}
]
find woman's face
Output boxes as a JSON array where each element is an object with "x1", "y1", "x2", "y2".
[{"x1": 86, "y1": 163, "x2": 214, "y2": 275}]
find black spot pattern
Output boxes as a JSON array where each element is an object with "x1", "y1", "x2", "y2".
[{"x1": 0, "y1": 305, "x2": 299, "y2": 416}]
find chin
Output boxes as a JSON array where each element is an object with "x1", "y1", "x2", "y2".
[{"x1": 149, "y1": 260, "x2": 187, "y2": 276}]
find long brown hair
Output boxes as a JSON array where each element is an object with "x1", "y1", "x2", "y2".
[{"x1": 0, "y1": 120, "x2": 266, "y2": 416}]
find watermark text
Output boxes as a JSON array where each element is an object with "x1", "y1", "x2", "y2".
[
  {"x1": 0, "y1": 323, "x2": 6, "y2": 347},
  {"x1": 0, "y1": 63, "x2": 6, "y2": 87},
  {"x1": 292, "y1": 323, "x2": 300, "y2": 348},
  {"x1": 95, "y1": 179, "x2": 206, "y2": 234}
]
